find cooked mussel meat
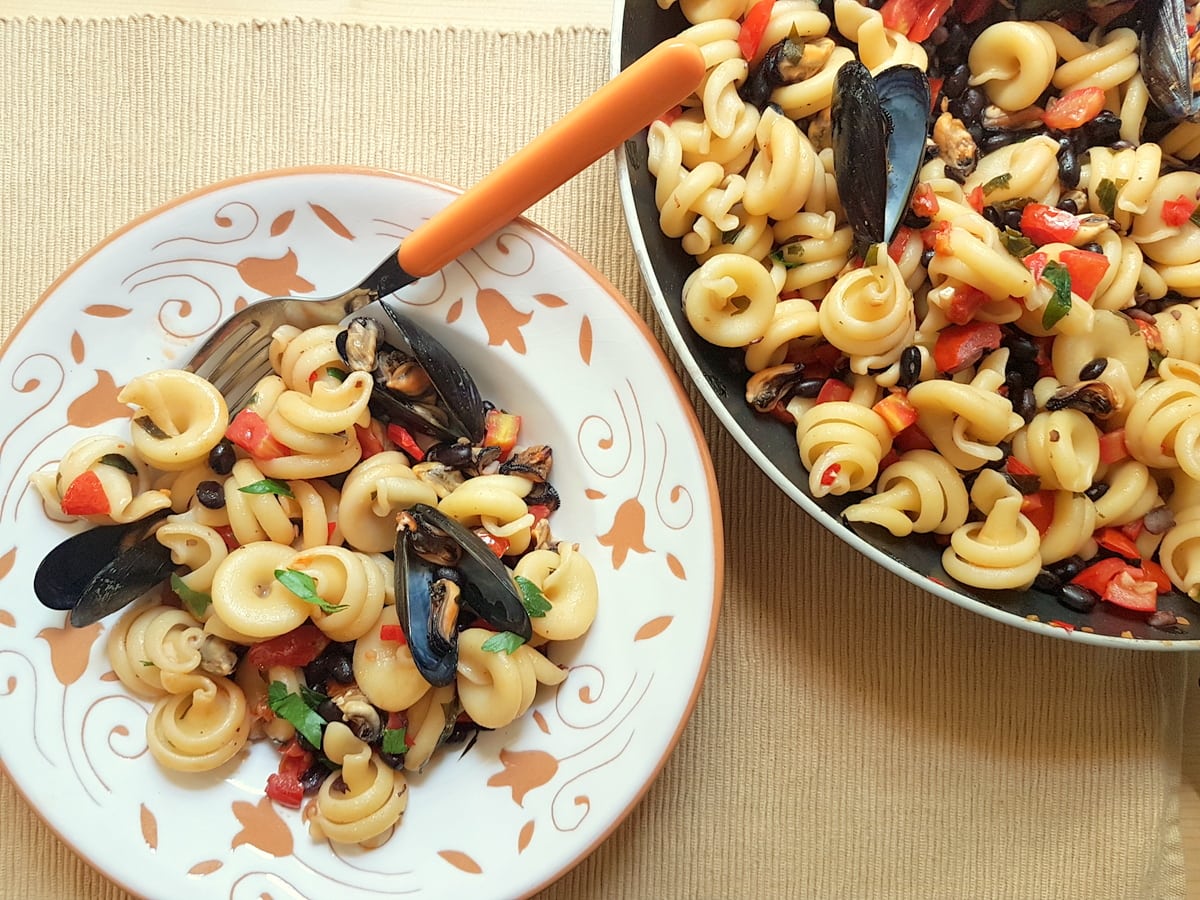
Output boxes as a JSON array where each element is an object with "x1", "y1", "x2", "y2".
[
  {"x1": 34, "y1": 509, "x2": 174, "y2": 626},
  {"x1": 832, "y1": 61, "x2": 930, "y2": 251},
  {"x1": 395, "y1": 503, "x2": 532, "y2": 686},
  {"x1": 336, "y1": 312, "x2": 486, "y2": 444}
]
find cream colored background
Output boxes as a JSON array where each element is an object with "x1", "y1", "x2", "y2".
[{"x1": 5, "y1": 0, "x2": 1200, "y2": 898}]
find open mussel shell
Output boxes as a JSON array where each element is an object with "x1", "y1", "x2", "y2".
[
  {"x1": 395, "y1": 503, "x2": 532, "y2": 687},
  {"x1": 1141, "y1": 0, "x2": 1199, "y2": 121},
  {"x1": 832, "y1": 61, "x2": 930, "y2": 251},
  {"x1": 34, "y1": 510, "x2": 174, "y2": 626}
]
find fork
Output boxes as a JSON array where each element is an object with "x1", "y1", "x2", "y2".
[{"x1": 187, "y1": 39, "x2": 706, "y2": 410}]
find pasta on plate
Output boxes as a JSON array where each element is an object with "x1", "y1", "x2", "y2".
[
  {"x1": 647, "y1": 0, "x2": 1200, "y2": 623},
  {"x1": 30, "y1": 318, "x2": 600, "y2": 847}
]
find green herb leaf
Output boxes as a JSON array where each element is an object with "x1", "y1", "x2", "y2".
[
  {"x1": 170, "y1": 573, "x2": 212, "y2": 618},
  {"x1": 324, "y1": 367, "x2": 347, "y2": 382},
  {"x1": 863, "y1": 244, "x2": 880, "y2": 267},
  {"x1": 991, "y1": 196, "x2": 1034, "y2": 214},
  {"x1": 1096, "y1": 178, "x2": 1118, "y2": 218},
  {"x1": 267, "y1": 680, "x2": 327, "y2": 748},
  {"x1": 722, "y1": 227, "x2": 743, "y2": 245},
  {"x1": 381, "y1": 728, "x2": 408, "y2": 755},
  {"x1": 1190, "y1": 206, "x2": 1200, "y2": 229},
  {"x1": 273, "y1": 568, "x2": 348, "y2": 613},
  {"x1": 98, "y1": 453, "x2": 138, "y2": 475},
  {"x1": 514, "y1": 575, "x2": 552, "y2": 618},
  {"x1": 133, "y1": 415, "x2": 170, "y2": 440},
  {"x1": 981, "y1": 172, "x2": 1012, "y2": 196},
  {"x1": 238, "y1": 478, "x2": 293, "y2": 498},
  {"x1": 480, "y1": 631, "x2": 526, "y2": 655},
  {"x1": 999, "y1": 227, "x2": 1035, "y2": 259},
  {"x1": 1149, "y1": 348, "x2": 1165, "y2": 371},
  {"x1": 1040, "y1": 260, "x2": 1073, "y2": 330},
  {"x1": 140, "y1": 660, "x2": 155, "y2": 667},
  {"x1": 769, "y1": 241, "x2": 804, "y2": 268},
  {"x1": 299, "y1": 683, "x2": 328, "y2": 710}
]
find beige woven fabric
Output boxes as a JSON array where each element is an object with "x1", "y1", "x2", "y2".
[{"x1": 0, "y1": 17, "x2": 1190, "y2": 900}]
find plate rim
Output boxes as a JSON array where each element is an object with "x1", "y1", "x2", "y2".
[
  {"x1": 0, "y1": 163, "x2": 726, "y2": 897},
  {"x1": 609, "y1": 2, "x2": 1200, "y2": 651}
]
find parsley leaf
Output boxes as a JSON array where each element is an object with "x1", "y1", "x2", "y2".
[
  {"x1": 514, "y1": 575, "x2": 552, "y2": 618},
  {"x1": 981, "y1": 172, "x2": 1012, "y2": 196},
  {"x1": 267, "y1": 681, "x2": 327, "y2": 748},
  {"x1": 1040, "y1": 260, "x2": 1073, "y2": 330},
  {"x1": 299, "y1": 683, "x2": 328, "y2": 710},
  {"x1": 1096, "y1": 178, "x2": 1118, "y2": 218},
  {"x1": 238, "y1": 478, "x2": 293, "y2": 498},
  {"x1": 381, "y1": 728, "x2": 408, "y2": 755},
  {"x1": 140, "y1": 660, "x2": 155, "y2": 667},
  {"x1": 324, "y1": 367, "x2": 347, "y2": 382},
  {"x1": 134, "y1": 416, "x2": 170, "y2": 440},
  {"x1": 171, "y1": 573, "x2": 212, "y2": 618},
  {"x1": 481, "y1": 631, "x2": 526, "y2": 655},
  {"x1": 863, "y1": 244, "x2": 880, "y2": 267},
  {"x1": 999, "y1": 227, "x2": 1035, "y2": 259},
  {"x1": 769, "y1": 241, "x2": 804, "y2": 268},
  {"x1": 273, "y1": 568, "x2": 349, "y2": 613},
  {"x1": 98, "y1": 453, "x2": 138, "y2": 475}
]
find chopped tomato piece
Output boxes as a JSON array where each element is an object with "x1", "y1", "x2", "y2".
[
  {"x1": 1057, "y1": 248, "x2": 1109, "y2": 301},
  {"x1": 1098, "y1": 428, "x2": 1128, "y2": 464},
  {"x1": 1162, "y1": 194, "x2": 1198, "y2": 227},
  {"x1": 226, "y1": 409, "x2": 290, "y2": 460},
  {"x1": 1102, "y1": 569, "x2": 1158, "y2": 612},
  {"x1": 967, "y1": 185, "x2": 984, "y2": 214},
  {"x1": 820, "y1": 463, "x2": 842, "y2": 487},
  {"x1": 1135, "y1": 318, "x2": 1165, "y2": 353},
  {"x1": 815, "y1": 378, "x2": 853, "y2": 404},
  {"x1": 1070, "y1": 557, "x2": 1129, "y2": 595},
  {"x1": 1119, "y1": 518, "x2": 1144, "y2": 541},
  {"x1": 266, "y1": 742, "x2": 311, "y2": 809},
  {"x1": 379, "y1": 623, "x2": 407, "y2": 644},
  {"x1": 921, "y1": 219, "x2": 952, "y2": 251},
  {"x1": 738, "y1": 0, "x2": 776, "y2": 60},
  {"x1": 945, "y1": 284, "x2": 990, "y2": 325},
  {"x1": 911, "y1": 182, "x2": 939, "y2": 218},
  {"x1": 1020, "y1": 203, "x2": 1081, "y2": 245},
  {"x1": 474, "y1": 528, "x2": 511, "y2": 558},
  {"x1": 1041, "y1": 87, "x2": 1106, "y2": 131},
  {"x1": 483, "y1": 409, "x2": 522, "y2": 461},
  {"x1": 1005, "y1": 456, "x2": 1037, "y2": 477},
  {"x1": 245, "y1": 624, "x2": 330, "y2": 670},
  {"x1": 894, "y1": 424, "x2": 936, "y2": 452},
  {"x1": 60, "y1": 470, "x2": 111, "y2": 516},
  {"x1": 873, "y1": 392, "x2": 919, "y2": 434},
  {"x1": 1094, "y1": 527, "x2": 1141, "y2": 561},
  {"x1": 1023, "y1": 250, "x2": 1049, "y2": 283},
  {"x1": 385, "y1": 423, "x2": 425, "y2": 461},
  {"x1": 215, "y1": 524, "x2": 240, "y2": 552},
  {"x1": 527, "y1": 504, "x2": 552, "y2": 525},
  {"x1": 927, "y1": 77, "x2": 944, "y2": 113},
  {"x1": 880, "y1": 0, "x2": 953, "y2": 43},
  {"x1": 933, "y1": 321, "x2": 1002, "y2": 373},
  {"x1": 355, "y1": 422, "x2": 384, "y2": 458},
  {"x1": 326, "y1": 521, "x2": 337, "y2": 543},
  {"x1": 888, "y1": 226, "x2": 915, "y2": 262}
]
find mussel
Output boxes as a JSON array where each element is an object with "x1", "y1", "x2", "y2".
[
  {"x1": 395, "y1": 503, "x2": 532, "y2": 687},
  {"x1": 336, "y1": 309, "x2": 486, "y2": 444},
  {"x1": 831, "y1": 61, "x2": 931, "y2": 252},
  {"x1": 34, "y1": 510, "x2": 173, "y2": 626},
  {"x1": 1141, "y1": 0, "x2": 1199, "y2": 122}
]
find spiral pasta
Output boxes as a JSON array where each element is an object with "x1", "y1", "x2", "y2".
[
  {"x1": 309, "y1": 722, "x2": 408, "y2": 846},
  {"x1": 145, "y1": 671, "x2": 249, "y2": 772},
  {"x1": 455, "y1": 628, "x2": 567, "y2": 730}
]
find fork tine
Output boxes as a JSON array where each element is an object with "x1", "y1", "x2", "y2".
[
  {"x1": 207, "y1": 334, "x2": 274, "y2": 403},
  {"x1": 189, "y1": 319, "x2": 263, "y2": 383}
]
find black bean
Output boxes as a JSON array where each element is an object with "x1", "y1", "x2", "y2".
[
  {"x1": 1057, "y1": 142, "x2": 1080, "y2": 189},
  {"x1": 1084, "y1": 482, "x2": 1109, "y2": 501},
  {"x1": 943, "y1": 63, "x2": 969, "y2": 100},
  {"x1": 1013, "y1": 388, "x2": 1037, "y2": 422},
  {"x1": 296, "y1": 731, "x2": 319, "y2": 753},
  {"x1": 1080, "y1": 242, "x2": 1103, "y2": 254},
  {"x1": 982, "y1": 205, "x2": 1002, "y2": 225},
  {"x1": 301, "y1": 763, "x2": 328, "y2": 793},
  {"x1": 898, "y1": 346, "x2": 923, "y2": 388},
  {"x1": 1078, "y1": 358, "x2": 1107, "y2": 380},
  {"x1": 1083, "y1": 110, "x2": 1122, "y2": 147},
  {"x1": 379, "y1": 750, "x2": 407, "y2": 770},
  {"x1": 795, "y1": 378, "x2": 825, "y2": 399},
  {"x1": 1143, "y1": 505, "x2": 1176, "y2": 534},
  {"x1": 1057, "y1": 197, "x2": 1078, "y2": 214},
  {"x1": 1049, "y1": 555, "x2": 1087, "y2": 582},
  {"x1": 1148, "y1": 610, "x2": 1181, "y2": 631},
  {"x1": 930, "y1": 24, "x2": 950, "y2": 46},
  {"x1": 949, "y1": 86, "x2": 985, "y2": 123},
  {"x1": 920, "y1": 248, "x2": 935, "y2": 268},
  {"x1": 327, "y1": 654, "x2": 354, "y2": 685},
  {"x1": 208, "y1": 438, "x2": 236, "y2": 475},
  {"x1": 316, "y1": 698, "x2": 344, "y2": 724},
  {"x1": 304, "y1": 656, "x2": 330, "y2": 687},
  {"x1": 1034, "y1": 568, "x2": 1062, "y2": 592},
  {"x1": 195, "y1": 480, "x2": 225, "y2": 509},
  {"x1": 1059, "y1": 583, "x2": 1099, "y2": 612},
  {"x1": 1002, "y1": 208, "x2": 1023, "y2": 230},
  {"x1": 981, "y1": 131, "x2": 1021, "y2": 154},
  {"x1": 967, "y1": 122, "x2": 985, "y2": 145}
]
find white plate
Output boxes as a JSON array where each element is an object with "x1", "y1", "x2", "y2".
[{"x1": 0, "y1": 167, "x2": 722, "y2": 899}]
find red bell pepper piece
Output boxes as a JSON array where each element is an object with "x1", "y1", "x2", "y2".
[
  {"x1": 911, "y1": 182, "x2": 939, "y2": 218},
  {"x1": 215, "y1": 524, "x2": 240, "y2": 552},
  {"x1": 888, "y1": 226, "x2": 915, "y2": 263},
  {"x1": 386, "y1": 423, "x2": 425, "y2": 462},
  {"x1": 933, "y1": 321, "x2": 1003, "y2": 373},
  {"x1": 483, "y1": 409, "x2": 522, "y2": 461},
  {"x1": 1023, "y1": 250, "x2": 1049, "y2": 283},
  {"x1": 894, "y1": 424, "x2": 936, "y2": 452},
  {"x1": 474, "y1": 528, "x2": 511, "y2": 558},
  {"x1": 880, "y1": 0, "x2": 954, "y2": 42},
  {"x1": 1020, "y1": 203, "x2": 1081, "y2": 245},
  {"x1": 1057, "y1": 248, "x2": 1109, "y2": 301},
  {"x1": 1021, "y1": 490, "x2": 1056, "y2": 535},
  {"x1": 1094, "y1": 526, "x2": 1141, "y2": 561},
  {"x1": 245, "y1": 624, "x2": 330, "y2": 670},
  {"x1": 967, "y1": 185, "x2": 984, "y2": 214},
  {"x1": 815, "y1": 378, "x2": 853, "y2": 404},
  {"x1": 1070, "y1": 557, "x2": 1128, "y2": 595},
  {"x1": 527, "y1": 504, "x2": 552, "y2": 525},
  {"x1": 226, "y1": 409, "x2": 290, "y2": 459},
  {"x1": 819, "y1": 463, "x2": 842, "y2": 487},
  {"x1": 1098, "y1": 428, "x2": 1128, "y2": 464},
  {"x1": 1102, "y1": 569, "x2": 1158, "y2": 612},
  {"x1": 355, "y1": 423, "x2": 385, "y2": 458},
  {"x1": 872, "y1": 392, "x2": 919, "y2": 434},
  {"x1": 738, "y1": 0, "x2": 776, "y2": 60},
  {"x1": 1139, "y1": 559, "x2": 1172, "y2": 593},
  {"x1": 265, "y1": 738, "x2": 313, "y2": 809},
  {"x1": 1041, "y1": 87, "x2": 1106, "y2": 131},
  {"x1": 1161, "y1": 194, "x2": 1198, "y2": 227},
  {"x1": 60, "y1": 470, "x2": 111, "y2": 516},
  {"x1": 944, "y1": 284, "x2": 990, "y2": 325},
  {"x1": 1005, "y1": 456, "x2": 1037, "y2": 477},
  {"x1": 379, "y1": 623, "x2": 407, "y2": 644}
]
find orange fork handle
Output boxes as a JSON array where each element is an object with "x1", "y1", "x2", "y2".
[{"x1": 396, "y1": 39, "x2": 706, "y2": 278}]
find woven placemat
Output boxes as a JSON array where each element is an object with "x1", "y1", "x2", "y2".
[{"x1": 0, "y1": 17, "x2": 1189, "y2": 899}]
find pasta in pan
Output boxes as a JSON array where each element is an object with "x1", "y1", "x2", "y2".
[
  {"x1": 32, "y1": 317, "x2": 602, "y2": 845},
  {"x1": 650, "y1": 0, "x2": 1200, "y2": 620}
]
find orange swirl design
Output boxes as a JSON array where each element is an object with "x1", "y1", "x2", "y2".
[
  {"x1": 0, "y1": 650, "x2": 50, "y2": 764},
  {"x1": 0, "y1": 352, "x2": 66, "y2": 518},
  {"x1": 152, "y1": 201, "x2": 260, "y2": 249},
  {"x1": 80, "y1": 693, "x2": 151, "y2": 794}
]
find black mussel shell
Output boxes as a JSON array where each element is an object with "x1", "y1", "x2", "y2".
[
  {"x1": 833, "y1": 61, "x2": 930, "y2": 251},
  {"x1": 35, "y1": 510, "x2": 174, "y2": 625},
  {"x1": 1141, "y1": 0, "x2": 1198, "y2": 121},
  {"x1": 396, "y1": 523, "x2": 461, "y2": 687}
]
